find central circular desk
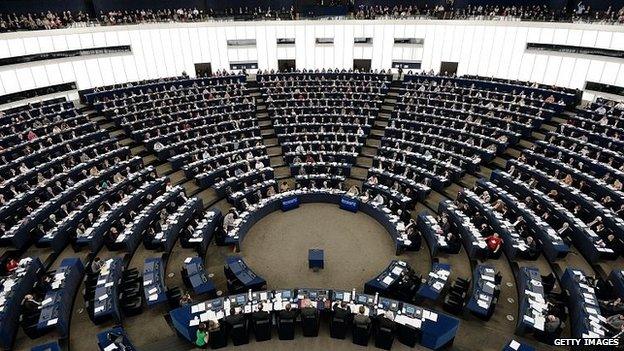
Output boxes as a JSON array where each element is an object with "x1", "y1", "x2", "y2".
[{"x1": 224, "y1": 188, "x2": 412, "y2": 255}]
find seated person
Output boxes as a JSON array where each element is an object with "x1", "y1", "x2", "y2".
[
  {"x1": 600, "y1": 298, "x2": 624, "y2": 316},
  {"x1": 522, "y1": 236, "x2": 541, "y2": 260},
  {"x1": 346, "y1": 185, "x2": 360, "y2": 197},
  {"x1": 485, "y1": 233, "x2": 503, "y2": 257},
  {"x1": 353, "y1": 306, "x2": 371, "y2": 327},
  {"x1": 543, "y1": 314, "x2": 563, "y2": 333},
  {"x1": 606, "y1": 314, "x2": 624, "y2": 334},
  {"x1": 224, "y1": 307, "x2": 246, "y2": 328}
]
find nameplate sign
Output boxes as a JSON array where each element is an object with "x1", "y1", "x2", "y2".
[
  {"x1": 340, "y1": 196, "x2": 359, "y2": 212},
  {"x1": 281, "y1": 196, "x2": 300, "y2": 211}
]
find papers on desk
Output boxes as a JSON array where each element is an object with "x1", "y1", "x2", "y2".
[
  {"x1": 189, "y1": 317, "x2": 200, "y2": 326},
  {"x1": 98, "y1": 294, "x2": 109, "y2": 301},
  {"x1": 103, "y1": 343, "x2": 119, "y2": 351},
  {"x1": 391, "y1": 267, "x2": 404, "y2": 275},
  {"x1": 394, "y1": 314, "x2": 422, "y2": 329},
  {"x1": 41, "y1": 297, "x2": 53, "y2": 306},
  {"x1": 184, "y1": 257, "x2": 193, "y2": 264},
  {"x1": 148, "y1": 294, "x2": 159, "y2": 302},
  {"x1": 94, "y1": 306, "x2": 105, "y2": 313},
  {"x1": 46, "y1": 318, "x2": 58, "y2": 326},
  {"x1": 509, "y1": 340, "x2": 521, "y2": 350},
  {"x1": 382, "y1": 276, "x2": 394, "y2": 286},
  {"x1": 191, "y1": 303, "x2": 206, "y2": 314},
  {"x1": 148, "y1": 287, "x2": 158, "y2": 295}
]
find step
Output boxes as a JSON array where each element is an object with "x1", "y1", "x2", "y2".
[
  {"x1": 109, "y1": 129, "x2": 125, "y2": 138},
  {"x1": 532, "y1": 131, "x2": 546, "y2": 140},
  {"x1": 356, "y1": 156, "x2": 373, "y2": 168},
  {"x1": 142, "y1": 154, "x2": 158, "y2": 166},
  {"x1": 259, "y1": 120, "x2": 273, "y2": 128},
  {"x1": 194, "y1": 187, "x2": 220, "y2": 207},
  {"x1": 181, "y1": 180, "x2": 200, "y2": 196},
  {"x1": 350, "y1": 166, "x2": 368, "y2": 180},
  {"x1": 263, "y1": 138, "x2": 279, "y2": 147},
  {"x1": 100, "y1": 122, "x2": 116, "y2": 130},
  {"x1": 267, "y1": 146, "x2": 282, "y2": 156},
  {"x1": 130, "y1": 145, "x2": 147, "y2": 156},
  {"x1": 261, "y1": 130, "x2": 276, "y2": 138},
  {"x1": 365, "y1": 139, "x2": 380, "y2": 148},
  {"x1": 118, "y1": 138, "x2": 134, "y2": 147},
  {"x1": 361, "y1": 146, "x2": 378, "y2": 157},
  {"x1": 270, "y1": 156, "x2": 286, "y2": 168},
  {"x1": 274, "y1": 166, "x2": 291, "y2": 179},
  {"x1": 156, "y1": 162, "x2": 173, "y2": 176},
  {"x1": 168, "y1": 170, "x2": 187, "y2": 185}
]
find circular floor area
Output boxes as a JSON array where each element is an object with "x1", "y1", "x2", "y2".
[{"x1": 240, "y1": 203, "x2": 416, "y2": 290}]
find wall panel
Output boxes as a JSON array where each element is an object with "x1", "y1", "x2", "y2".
[{"x1": 0, "y1": 20, "x2": 621, "y2": 100}]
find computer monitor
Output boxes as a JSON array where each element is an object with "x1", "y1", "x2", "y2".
[
  {"x1": 334, "y1": 292, "x2": 343, "y2": 300},
  {"x1": 309, "y1": 291, "x2": 318, "y2": 300},
  {"x1": 282, "y1": 290, "x2": 291, "y2": 299},
  {"x1": 405, "y1": 306, "x2": 415, "y2": 315},
  {"x1": 236, "y1": 295, "x2": 246, "y2": 305},
  {"x1": 357, "y1": 295, "x2": 367, "y2": 304}
]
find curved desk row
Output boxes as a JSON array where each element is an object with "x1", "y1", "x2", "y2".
[
  {"x1": 183, "y1": 256, "x2": 216, "y2": 297},
  {"x1": 225, "y1": 188, "x2": 409, "y2": 254},
  {"x1": 91, "y1": 258, "x2": 124, "y2": 325},
  {"x1": 224, "y1": 256, "x2": 267, "y2": 294},
  {"x1": 182, "y1": 209, "x2": 222, "y2": 255},
  {"x1": 36, "y1": 258, "x2": 84, "y2": 337},
  {"x1": 170, "y1": 287, "x2": 459, "y2": 350},
  {"x1": 0, "y1": 257, "x2": 44, "y2": 349},
  {"x1": 143, "y1": 257, "x2": 168, "y2": 308},
  {"x1": 97, "y1": 326, "x2": 137, "y2": 351},
  {"x1": 364, "y1": 260, "x2": 421, "y2": 303}
]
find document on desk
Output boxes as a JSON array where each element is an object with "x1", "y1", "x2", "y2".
[
  {"x1": 191, "y1": 303, "x2": 206, "y2": 314},
  {"x1": 103, "y1": 344, "x2": 119, "y2": 351},
  {"x1": 148, "y1": 294, "x2": 159, "y2": 302},
  {"x1": 98, "y1": 294, "x2": 109, "y2": 301},
  {"x1": 382, "y1": 276, "x2": 394, "y2": 286},
  {"x1": 391, "y1": 267, "x2": 404, "y2": 275},
  {"x1": 189, "y1": 317, "x2": 200, "y2": 327},
  {"x1": 42, "y1": 297, "x2": 53, "y2": 306},
  {"x1": 199, "y1": 312, "x2": 209, "y2": 322},
  {"x1": 184, "y1": 257, "x2": 193, "y2": 264},
  {"x1": 47, "y1": 318, "x2": 58, "y2": 326},
  {"x1": 509, "y1": 340, "x2": 521, "y2": 350}
]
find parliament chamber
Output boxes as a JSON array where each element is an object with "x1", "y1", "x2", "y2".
[{"x1": 0, "y1": 1, "x2": 624, "y2": 350}]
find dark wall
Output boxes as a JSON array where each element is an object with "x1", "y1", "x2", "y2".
[
  {"x1": 0, "y1": 0, "x2": 88, "y2": 15},
  {"x1": 92, "y1": 0, "x2": 206, "y2": 13},
  {"x1": 91, "y1": 0, "x2": 295, "y2": 13},
  {"x1": 205, "y1": 0, "x2": 295, "y2": 10}
]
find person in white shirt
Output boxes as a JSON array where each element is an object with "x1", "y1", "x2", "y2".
[
  {"x1": 222, "y1": 208, "x2": 239, "y2": 233},
  {"x1": 153, "y1": 141, "x2": 165, "y2": 152},
  {"x1": 371, "y1": 193, "x2": 384, "y2": 206},
  {"x1": 346, "y1": 185, "x2": 360, "y2": 196}
]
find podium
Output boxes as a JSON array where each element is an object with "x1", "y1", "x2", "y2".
[{"x1": 308, "y1": 249, "x2": 324, "y2": 271}]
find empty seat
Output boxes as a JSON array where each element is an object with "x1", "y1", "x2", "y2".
[
  {"x1": 374, "y1": 325, "x2": 395, "y2": 350},
  {"x1": 230, "y1": 321, "x2": 249, "y2": 346},
  {"x1": 277, "y1": 317, "x2": 295, "y2": 340},
  {"x1": 253, "y1": 318, "x2": 272, "y2": 341},
  {"x1": 329, "y1": 316, "x2": 347, "y2": 339},
  {"x1": 352, "y1": 323, "x2": 371, "y2": 346}
]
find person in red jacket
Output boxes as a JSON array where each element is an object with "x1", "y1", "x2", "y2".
[
  {"x1": 485, "y1": 233, "x2": 503, "y2": 257},
  {"x1": 5, "y1": 258, "x2": 18, "y2": 272}
]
